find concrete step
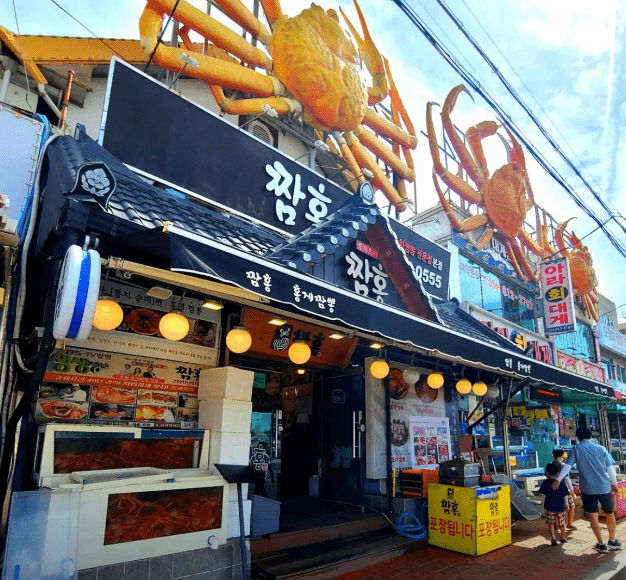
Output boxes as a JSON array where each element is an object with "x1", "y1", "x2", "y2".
[
  {"x1": 250, "y1": 512, "x2": 390, "y2": 557},
  {"x1": 251, "y1": 526, "x2": 426, "y2": 580}
]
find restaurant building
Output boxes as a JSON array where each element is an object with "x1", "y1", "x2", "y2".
[{"x1": 0, "y1": 25, "x2": 620, "y2": 580}]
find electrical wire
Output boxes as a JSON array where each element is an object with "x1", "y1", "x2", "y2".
[
  {"x1": 11, "y1": 0, "x2": 34, "y2": 115},
  {"x1": 456, "y1": 0, "x2": 608, "y2": 200},
  {"x1": 49, "y1": 0, "x2": 127, "y2": 60},
  {"x1": 389, "y1": 0, "x2": 626, "y2": 259},
  {"x1": 429, "y1": 0, "x2": 626, "y2": 244},
  {"x1": 144, "y1": 0, "x2": 182, "y2": 72}
]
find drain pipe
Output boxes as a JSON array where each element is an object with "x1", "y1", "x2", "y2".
[
  {"x1": 58, "y1": 69, "x2": 74, "y2": 131},
  {"x1": 37, "y1": 84, "x2": 61, "y2": 119}
]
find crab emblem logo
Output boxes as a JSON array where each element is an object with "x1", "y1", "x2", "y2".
[
  {"x1": 67, "y1": 162, "x2": 116, "y2": 210},
  {"x1": 358, "y1": 181, "x2": 375, "y2": 204}
]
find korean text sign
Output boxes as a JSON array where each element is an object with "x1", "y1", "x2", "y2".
[
  {"x1": 428, "y1": 483, "x2": 511, "y2": 556},
  {"x1": 540, "y1": 258, "x2": 576, "y2": 335}
]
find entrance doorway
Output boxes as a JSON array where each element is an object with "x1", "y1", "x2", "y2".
[
  {"x1": 319, "y1": 372, "x2": 365, "y2": 504},
  {"x1": 250, "y1": 368, "x2": 366, "y2": 507}
]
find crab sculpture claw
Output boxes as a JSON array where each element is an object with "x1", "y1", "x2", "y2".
[
  {"x1": 339, "y1": 1, "x2": 388, "y2": 105},
  {"x1": 555, "y1": 218, "x2": 600, "y2": 321},
  {"x1": 426, "y1": 84, "x2": 548, "y2": 282}
]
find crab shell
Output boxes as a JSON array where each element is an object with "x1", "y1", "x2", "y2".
[
  {"x1": 568, "y1": 249, "x2": 597, "y2": 297},
  {"x1": 482, "y1": 163, "x2": 527, "y2": 239},
  {"x1": 270, "y1": 5, "x2": 367, "y2": 132}
]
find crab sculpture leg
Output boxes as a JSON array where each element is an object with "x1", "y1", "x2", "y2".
[
  {"x1": 426, "y1": 84, "x2": 548, "y2": 281},
  {"x1": 139, "y1": 0, "x2": 416, "y2": 212},
  {"x1": 555, "y1": 219, "x2": 600, "y2": 321}
]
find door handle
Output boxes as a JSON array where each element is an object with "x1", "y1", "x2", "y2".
[
  {"x1": 352, "y1": 411, "x2": 357, "y2": 459},
  {"x1": 353, "y1": 411, "x2": 364, "y2": 459},
  {"x1": 357, "y1": 410, "x2": 363, "y2": 459},
  {"x1": 273, "y1": 410, "x2": 282, "y2": 458}
]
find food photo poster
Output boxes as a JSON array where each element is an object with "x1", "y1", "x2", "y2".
[
  {"x1": 36, "y1": 348, "x2": 205, "y2": 428},
  {"x1": 408, "y1": 417, "x2": 451, "y2": 469},
  {"x1": 365, "y1": 359, "x2": 447, "y2": 475}
]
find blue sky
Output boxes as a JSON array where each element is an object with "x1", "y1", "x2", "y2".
[{"x1": 3, "y1": 0, "x2": 625, "y2": 320}]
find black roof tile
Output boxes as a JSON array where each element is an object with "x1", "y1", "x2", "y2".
[{"x1": 44, "y1": 127, "x2": 521, "y2": 353}]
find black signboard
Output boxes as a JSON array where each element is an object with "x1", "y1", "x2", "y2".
[
  {"x1": 101, "y1": 58, "x2": 351, "y2": 235},
  {"x1": 529, "y1": 385, "x2": 564, "y2": 405},
  {"x1": 388, "y1": 218, "x2": 450, "y2": 301}
]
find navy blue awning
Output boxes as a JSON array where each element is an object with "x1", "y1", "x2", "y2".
[
  {"x1": 164, "y1": 224, "x2": 613, "y2": 399},
  {"x1": 42, "y1": 129, "x2": 612, "y2": 400}
]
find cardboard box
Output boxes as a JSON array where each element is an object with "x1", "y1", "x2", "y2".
[
  {"x1": 199, "y1": 400, "x2": 252, "y2": 433},
  {"x1": 198, "y1": 367, "x2": 254, "y2": 401}
]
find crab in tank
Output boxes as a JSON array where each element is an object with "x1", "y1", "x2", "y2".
[
  {"x1": 139, "y1": 0, "x2": 417, "y2": 211},
  {"x1": 426, "y1": 84, "x2": 550, "y2": 281}
]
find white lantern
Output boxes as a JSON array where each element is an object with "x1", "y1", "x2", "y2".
[{"x1": 402, "y1": 367, "x2": 421, "y2": 385}]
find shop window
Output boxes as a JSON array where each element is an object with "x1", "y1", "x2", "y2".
[
  {"x1": 459, "y1": 254, "x2": 483, "y2": 306},
  {"x1": 459, "y1": 254, "x2": 536, "y2": 332},
  {"x1": 554, "y1": 322, "x2": 595, "y2": 361},
  {"x1": 502, "y1": 284, "x2": 535, "y2": 331},
  {"x1": 481, "y1": 268, "x2": 502, "y2": 314}
]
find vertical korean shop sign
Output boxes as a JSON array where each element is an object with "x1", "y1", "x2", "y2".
[{"x1": 540, "y1": 258, "x2": 576, "y2": 335}]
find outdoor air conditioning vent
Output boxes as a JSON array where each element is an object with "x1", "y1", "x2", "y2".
[{"x1": 250, "y1": 121, "x2": 273, "y2": 145}]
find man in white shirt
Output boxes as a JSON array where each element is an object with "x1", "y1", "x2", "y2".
[
  {"x1": 556, "y1": 426, "x2": 623, "y2": 553},
  {"x1": 62, "y1": 384, "x2": 87, "y2": 403}
]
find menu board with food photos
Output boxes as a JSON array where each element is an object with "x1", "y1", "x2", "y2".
[
  {"x1": 37, "y1": 347, "x2": 206, "y2": 428},
  {"x1": 408, "y1": 416, "x2": 451, "y2": 469},
  {"x1": 385, "y1": 363, "x2": 446, "y2": 471}
]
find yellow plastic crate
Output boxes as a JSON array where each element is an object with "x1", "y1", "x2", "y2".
[{"x1": 428, "y1": 483, "x2": 511, "y2": 556}]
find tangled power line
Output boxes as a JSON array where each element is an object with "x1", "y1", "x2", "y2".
[{"x1": 391, "y1": 0, "x2": 626, "y2": 259}]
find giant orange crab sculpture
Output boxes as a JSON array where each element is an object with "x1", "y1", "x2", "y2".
[
  {"x1": 554, "y1": 219, "x2": 599, "y2": 321},
  {"x1": 139, "y1": 0, "x2": 417, "y2": 211},
  {"x1": 426, "y1": 85, "x2": 549, "y2": 281}
]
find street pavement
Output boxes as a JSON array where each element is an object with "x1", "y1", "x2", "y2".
[{"x1": 329, "y1": 513, "x2": 626, "y2": 580}]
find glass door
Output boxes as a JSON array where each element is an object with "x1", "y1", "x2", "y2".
[{"x1": 320, "y1": 373, "x2": 365, "y2": 504}]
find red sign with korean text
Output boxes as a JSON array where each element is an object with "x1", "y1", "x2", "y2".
[{"x1": 540, "y1": 258, "x2": 576, "y2": 335}]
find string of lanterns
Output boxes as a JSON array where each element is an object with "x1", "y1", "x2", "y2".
[
  {"x1": 92, "y1": 291, "x2": 223, "y2": 342},
  {"x1": 91, "y1": 288, "x2": 501, "y2": 399}
]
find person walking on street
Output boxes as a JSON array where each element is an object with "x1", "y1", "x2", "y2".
[
  {"x1": 552, "y1": 448, "x2": 577, "y2": 530},
  {"x1": 556, "y1": 426, "x2": 623, "y2": 553},
  {"x1": 539, "y1": 462, "x2": 570, "y2": 546}
]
